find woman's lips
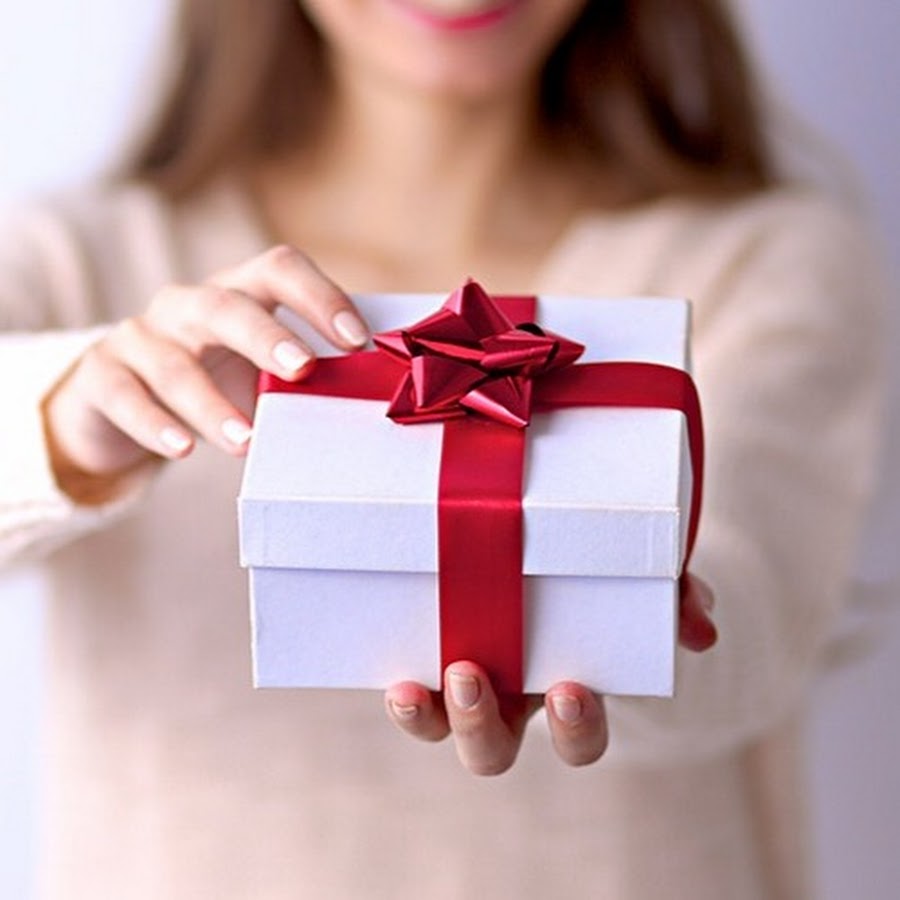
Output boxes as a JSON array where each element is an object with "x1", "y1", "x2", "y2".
[{"x1": 386, "y1": 0, "x2": 521, "y2": 32}]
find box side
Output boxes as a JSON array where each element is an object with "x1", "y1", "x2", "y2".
[
  {"x1": 250, "y1": 567, "x2": 676, "y2": 696},
  {"x1": 523, "y1": 575, "x2": 677, "y2": 696},
  {"x1": 239, "y1": 393, "x2": 441, "y2": 572},
  {"x1": 523, "y1": 408, "x2": 689, "y2": 577},
  {"x1": 240, "y1": 497, "x2": 437, "y2": 572},
  {"x1": 251, "y1": 567, "x2": 441, "y2": 690},
  {"x1": 240, "y1": 399, "x2": 690, "y2": 577}
]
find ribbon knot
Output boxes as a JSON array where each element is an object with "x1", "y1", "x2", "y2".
[{"x1": 373, "y1": 280, "x2": 585, "y2": 428}]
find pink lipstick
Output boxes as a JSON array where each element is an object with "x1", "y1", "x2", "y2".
[{"x1": 387, "y1": 0, "x2": 521, "y2": 33}]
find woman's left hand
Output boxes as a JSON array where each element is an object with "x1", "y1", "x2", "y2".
[{"x1": 384, "y1": 573, "x2": 717, "y2": 775}]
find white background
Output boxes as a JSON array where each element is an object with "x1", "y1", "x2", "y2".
[{"x1": 1, "y1": 2, "x2": 899, "y2": 897}]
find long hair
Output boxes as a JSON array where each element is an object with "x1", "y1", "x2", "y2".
[{"x1": 127, "y1": 0, "x2": 776, "y2": 201}]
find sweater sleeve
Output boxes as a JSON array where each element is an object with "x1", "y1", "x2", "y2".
[
  {"x1": 604, "y1": 192, "x2": 889, "y2": 765},
  {"x1": 0, "y1": 199, "x2": 157, "y2": 567}
]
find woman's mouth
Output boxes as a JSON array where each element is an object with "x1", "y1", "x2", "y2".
[{"x1": 386, "y1": 0, "x2": 522, "y2": 32}]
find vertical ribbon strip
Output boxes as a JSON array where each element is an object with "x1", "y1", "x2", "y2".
[
  {"x1": 434, "y1": 293, "x2": 535, "y2": 694},
  {"x1": 438, "y1": 418, "x2": 527, "y2": 694}
]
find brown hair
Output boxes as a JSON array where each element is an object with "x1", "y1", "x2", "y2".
[{"x1": 127, "y1": 0, "x2": 776, "y2": 201}]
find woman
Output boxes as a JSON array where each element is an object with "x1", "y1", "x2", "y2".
[{"x1": 0, "y1": 1, "x2": 885, "y2": 898}]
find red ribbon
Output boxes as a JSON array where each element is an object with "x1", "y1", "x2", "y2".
[
  {"x1": 372, "y1": 283, "x2": 584, "y2": 428},
  {"x1": 259, "y1": 284, "x2": 703, "y2": 695}
]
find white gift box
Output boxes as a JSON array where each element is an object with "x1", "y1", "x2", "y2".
[{"x1": 238, "y1": 293, "x2": 694, "y2": 696}]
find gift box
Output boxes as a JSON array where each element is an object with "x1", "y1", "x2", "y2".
[{"x1": 238, "y1": 286, "x2": 699, "y2": 697}]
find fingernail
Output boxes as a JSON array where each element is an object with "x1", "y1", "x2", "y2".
[
  {"x1": 332, "y1": 310, "x2": 369, "y2": 348},
  {"x1": 272, "y1": 340, "x2": 312, "y2": 374},
  {"x1": 550, "y1": 694, "x2": 582, "y2": 724},
  {"x1": 390, "y1": 701, "x2": 419, "y2": 720},
  {"x1": 160, "y1": 427, "x2": 191, "y2": 454},
  {"x1": 222, "y1": 418, "x2": 252, "y2": 445},
  {"x1": 448, "y1": 671, "x2": 480, "y2": 709}
]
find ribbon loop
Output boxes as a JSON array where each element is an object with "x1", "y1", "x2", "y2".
[{"x1": 373, "y1": 279, "x2": 585, "y2": 429}]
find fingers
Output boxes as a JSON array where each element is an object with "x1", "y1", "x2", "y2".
[
  {"x1": 43, "y1": 244, "x2": 369, "y2": 486},
  {"x1": 544, "y1": 683, "x2": 608, "y2": 767},
  {"x1": 210, "y1": 244, "x2": 370, "y2": 351},
  {"x1": 146, "y1": 283, "x2": 316, "y2": 382},
  {"x1": 386, "y1": 664, "x2": 532, "y2": 776},
  {"x1": 75, "y1": 341, "x2": 196, "y2": 461},
  {"x1": 384, "y1": 682, "x2": 450, "y2": 742},
  {"x1": 102, "y1": 319, "x2": 254, "y2": 456},
  {"x1": 441, "y1": 662, "x2": 537, "y2": 776},
  {"x1": 385, "y1": 666, "x2": 609, "y2": 774},
  {"x1": 678, "y1": 573, "x2": 718, "y2": 652}
]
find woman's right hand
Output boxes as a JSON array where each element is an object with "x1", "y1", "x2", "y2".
[{"x1": 42, "y1": 245, "x2": 369, "y2": 502}]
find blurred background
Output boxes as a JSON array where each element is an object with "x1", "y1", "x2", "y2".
[{"x1": 1, "y1": 2, "x2": 898, "y2": 897}]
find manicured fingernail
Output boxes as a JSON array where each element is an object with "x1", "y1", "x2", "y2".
[
  {"x1": 448, "y1": 671, "x2": 480, "y2": 709},
  {"x1": 272, "y1": 340, "x2": 311, "y2": 374},
  {"x1": 332, "y1": 310, "x2": 369, "y2": 348},
  {"x1": 550, "y1": 694, "x2": 582, "y2": 724},
  {"x1": 222, "y1": 418, "x2": 252, "y2": 445},
  {"x1": 390, "y1": 701, "x2": 419, "y2": 720},
  {"x1": 160, "y1": 427, "x2": 191, "y2": 454}
]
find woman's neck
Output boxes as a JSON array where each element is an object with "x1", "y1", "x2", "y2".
[{"x1": 248, "y1": 66, "x2": 592, "y2": 289}]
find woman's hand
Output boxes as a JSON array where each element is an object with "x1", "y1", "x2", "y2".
[
  {"x1": 42, "y1": 245, "x2": 369, "y2": 502},
  {"x1": 385, "y1": 573, "x2": 717, "y2": 775},
  {"x1": 386, "y1": 665, "x2": 608, "y2": 776}
]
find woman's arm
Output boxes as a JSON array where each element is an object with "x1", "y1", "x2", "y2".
[
  {"x1": 604, "y1": 192, "x2": 889, "y2": 765},
  {"x1": 0, "y1": 198, "x2": 143, "y2": 566},
  {"x1": 0, "y1": 194, "x2": 370, "y2": 567}
]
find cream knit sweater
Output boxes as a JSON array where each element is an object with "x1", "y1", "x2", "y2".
[{"x1": 0, "y1": 178, "x2": 886, "y2": 899}]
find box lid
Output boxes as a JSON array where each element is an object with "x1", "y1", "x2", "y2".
[{"x1": 239, "y1": 294, "x2": 693, "y2": 579}]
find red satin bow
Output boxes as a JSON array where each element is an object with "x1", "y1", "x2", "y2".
[{"x1": 374, "y1": 280, "x2": 585, "y2": 428}]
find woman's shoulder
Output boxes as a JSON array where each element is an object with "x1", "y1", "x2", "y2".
[
  {"x1": 677, "y1": 185, "x2": 885, "y2": 310},
  {"x1": 660, "y1": 186, "x2": 888, "y2": 346},
  {"x1": 690, "y1": 183, "x2": 865, "y2": 230},
  {"x1": 0, "y1": 177, "x2": 266, "y2": 326},
  {"x1": 547, "y1": 184, "x2": 885, "y2": 310},
  {"x1": 668, "y1": 185, "x2": 880, "y2": 272},
  {"x1": 0, "y1": 179, "x2": 168, "y2": 253},
  {"x1": 542, "y1": 185, "x2": 878, "y2": 296},
  {"x1": 0, "y1": 181, "x2": 178, "y2": 326},
  {"x1": 630, "y1": 185, "x2": 877, "y2": 273},
  {"x1": 0, "y1": 176, "x2": 261, "y2": 267}
]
